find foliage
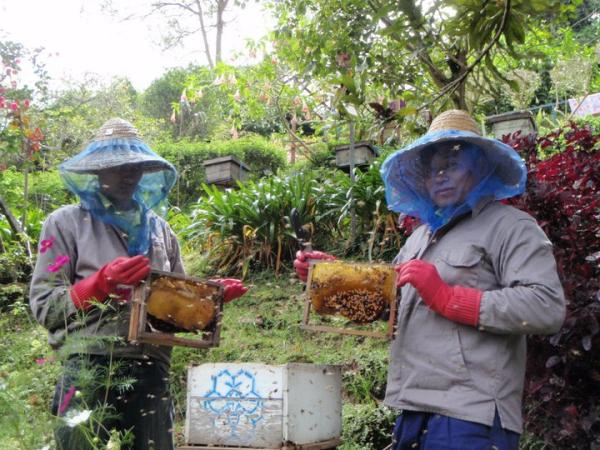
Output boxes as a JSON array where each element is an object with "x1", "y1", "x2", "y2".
[
  {"x1": 155, "y1": 135, "x2": 287, "y2": 208},
  {"x1": 0, "y1": 168, "x2": 70, "y2": 214},
  {"x1": 342, "y1": 352, "x2": 388, "y2": 403},
  {"x1": 341, "y1": 157, "x2": 409, "y2": 260},
  {"x1": 140, "y1": 66, "x2": 195, "y2": 124},
  {"x1": 185, "y1": 169, "x2": 347, "y2": 276},
  {"x1": 506, "y1": 69, "x2": 541, "y2": 110},
  {"x1": 0, "y1": 300, "x2": 60, "y2": 449},
  {"x1": 271, "y1": 0, "x2": 578, "y2": 113},
  {"x1": 0, "y1": 245, "x2": 30, "y2": 284},
  {"x1": 177, "y1": 60, "x2": 314, "y2": 143},
  {"x1": 341, "y1": 403, "x2": 396, "y2": 450},
  {"x1": 42, "y1": 76, "x2": 139, "y2": 158},
  {"x1": 504, "y1": 121, "x2": 600, "y2": 449},
  {"x1": 550, "y1": 54, "x2": 596, "y2": 99}
]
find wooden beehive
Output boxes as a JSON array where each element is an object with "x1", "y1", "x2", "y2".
[
  {"x1": 179, "y1": 362, "x2": 342, "y2": 450},
  {"x1": 486, "y1": 110, "x2": 537, "y2": 139},
  {"x1": 334, "y1": 141, "x2": 378, "y2": 170},
  {"x1": 301, "y1": 260, "x2": 398, "y2": 339},
  {"x1": 128, "y1": 270, "x2": 223, "y2": 348},
  {"x1": 203, "y1": 156, "x2": 250, "y2": 186}
]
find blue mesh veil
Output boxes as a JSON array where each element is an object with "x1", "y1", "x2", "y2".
[
  {"x1": 59, "y1": 119, "x2": 177, "y2": 256},
  {"x1": 381, "y1": 128, "x2": 526, "y2": 233}
]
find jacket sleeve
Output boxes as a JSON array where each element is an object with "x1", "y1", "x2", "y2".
[
  {"x1": 29, "y1": 210, "x2": 80, "y2": 332},
  {"x1": 478, "y1": 217, "x2": 566, "y2": 335}
]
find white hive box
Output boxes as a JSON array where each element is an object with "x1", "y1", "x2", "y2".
[{"x1": 183, "y1": 363, "x2": 342, "y2": 449}]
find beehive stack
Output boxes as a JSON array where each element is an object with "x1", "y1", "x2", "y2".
[{"x1": 308, "y1": 261, "x2": 396, "y2": 324}]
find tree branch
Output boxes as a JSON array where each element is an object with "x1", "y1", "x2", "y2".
[{"x1": 420, "y1": 0, "x2": 512, "y2": 110}]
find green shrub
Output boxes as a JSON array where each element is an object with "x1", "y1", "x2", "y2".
[
  {"x1": 342, "y1": 403, "x2": 396, "y2": 450},
  {"x1": 343, "y1": 352, "x2": 388, "y2": 403},
  {"x1": 184, "y1": 169, "x2": 348, "y2": 276},
  {"x1": 0, "y1": 244, "x2": 30, "y2": 284},
  {"x1": 0, "y1": 284, "x2": 26, "y2": 312},
  {"x1": 154, "y1": 135, "x2": 287, "y2": 208},
  {"x1": 0, "y1": 168, "x2": 71, "y2": 213}
]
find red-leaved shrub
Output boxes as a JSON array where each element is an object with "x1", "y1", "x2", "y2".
[{"x1": 504, "y1": 122, "x2": 600, "y2": 449}]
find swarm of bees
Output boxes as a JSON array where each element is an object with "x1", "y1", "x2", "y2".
[
  {"x1": 308, "y1": 261, "x2": 396, "y2": 324},
  {"x1": 146, "y1": 276, "x2": 220, "y2": 332},
  {"x1": 322, "y1": 288, "x2": 386, "y2": 323}
]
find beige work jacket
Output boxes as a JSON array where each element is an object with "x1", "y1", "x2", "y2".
[
  {"x1": 29, "y1": 204, "x2": 185, "y2": 364},
  {"x1": 384, "y1": 199, "x2": 566, "y2": 433}
]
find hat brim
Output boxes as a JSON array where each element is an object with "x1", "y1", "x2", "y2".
[
  {"x1": 382, "y1": 129, "x2": 526, "y2": 187},
  {"x1": 59, "y1": 139, "x2": 176, "y2": 175}
]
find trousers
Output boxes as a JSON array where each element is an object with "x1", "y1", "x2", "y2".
[{"x1": 392, "y1": 409, "x2": 520, "y2": 450}]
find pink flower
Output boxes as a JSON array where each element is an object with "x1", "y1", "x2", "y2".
[
  {"x1": 23, "y1": 99, "x2": 30, "y2": 109},
  {"x1": 36, "y1": 355, "x2": 55, "y2": 365},
  {"x1": 47, "y1": 255, "x2": 70, "y2": 273},
  {"x1": 58, "y1": 384, "x2": 76, "y2": 415},
  {"x1": 40, "y1": 236, "x2": 55, "y2": 253},
  {"x1": 336, "y1": 52, "x2": 351, "y2": 68},
  {"x1": 9, "y1": 101, "x2": 18, "y2": 111}
]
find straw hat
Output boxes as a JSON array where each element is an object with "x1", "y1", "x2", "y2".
[
  {"x1": 94, "y1": 118, "x2": 142, "y2": 141},
  {"x1": 380, "y1": 109, "x2": 527, "y2": 216},
  {"x1": 60, "y1": 118, "x2": 175, "y2": 174},
  {"x1": 428, "y1": 109, "x2": 481, "y2": 135}
]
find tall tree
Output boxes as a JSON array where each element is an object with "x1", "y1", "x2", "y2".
[
  {"x1": 272, "y1": 0, "x2": 582, "y2": 111},
  {"x1": 103, "y1": 0, "x2": 245, "y2": 69}
]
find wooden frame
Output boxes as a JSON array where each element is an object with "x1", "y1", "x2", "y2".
[
  {"x1": 300, "y1": 263, "x2": 398, "y2": 340},
  {"x1": 176, "y1": 437, "x2": 341, "y2": 450},
  {"x1": 128, "y1": 270, "x2": 224, "y2": 349}
]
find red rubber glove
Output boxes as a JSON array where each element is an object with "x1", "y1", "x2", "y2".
[
  {"x1": 70, "y1": 255, "x2": 151, "y2": 310},
  {"x1": 395, "y1": 259, "x2": 482, "y2": 326},
  {"x1": 293, "y1": 250, "x2": 336, "y2": 282},
  {"x1": 211, "y1": 278, "x2": 248, "y2": 303}
]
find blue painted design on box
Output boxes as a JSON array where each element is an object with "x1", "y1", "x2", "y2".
[{"x1": 203, "y1": 369, "x2": 265, "y2": 436}]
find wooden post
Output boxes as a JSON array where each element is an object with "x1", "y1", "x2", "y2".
[{"x1": 348, "y1": 121, "x2": 356, "y2": 243}]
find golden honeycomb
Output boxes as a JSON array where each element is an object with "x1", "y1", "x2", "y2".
[
  {"x1": 307, "y1": 261, "x2": 397, "y2": 323},
  {"x1": 146, "y1": 276, "x2": 220, "y2": 331}
]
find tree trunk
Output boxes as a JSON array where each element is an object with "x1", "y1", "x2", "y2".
[
  {"x1": 215, "y1": 0, "x2": 228, "y2": 64},
  {"x1": 0, "y1": 195, "x2": 22, "y2": 238},
  {"x1": 193, "y1": 0, "x2": 214, "y2": 68},
  {"x1": 0, "y1": 194, "x2": 32, "y2": 262}
]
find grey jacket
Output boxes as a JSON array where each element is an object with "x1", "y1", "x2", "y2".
[
  {"x1": 29, "y1": 204, "x2": 185, "y2": 364},
  {"x1": 384, "y1": 199, "x2": 566, "y2": 433}
]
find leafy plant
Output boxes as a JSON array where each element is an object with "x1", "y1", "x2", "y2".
[
  {"x1": 185, "y1": 169, "x2": 347, "y2": 276},
  {"x1": 505, "y1": 120, "x2": 600, "y2": 449},
  {"x1": 341, "y1": 403, "x2": 396, "y2": 450},
  {"x1": 340, "y1": 158, "x2": 409, "y2": 260},
  {"x1": 154, "y1": 135, "x2": 287, "y2": 208},
  {"x1": 343, "y1": 352, "x2": 388, "y2": 403},
  {"x1": 506, "y1": 69, "x2": 542, "y2": 110}
]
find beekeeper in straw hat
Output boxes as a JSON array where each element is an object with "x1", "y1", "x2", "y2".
[
  {"x1": 30, "y1": 118, "x2": 246, "y2": 449},
  {"x1": 295, "y1": 110, "x2": 565, "y2": 449}
]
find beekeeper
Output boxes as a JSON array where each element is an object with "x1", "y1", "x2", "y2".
[
  {"x1": 30, "y1": 118, "x2": 246, "y2": 450},
  {"x1": 295, "y1": 110, "x2": 565, "y2": 449}
]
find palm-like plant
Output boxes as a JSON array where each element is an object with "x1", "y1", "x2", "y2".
[{"x1": 184, "y1": 170, "x2": 347, "y2": 276}]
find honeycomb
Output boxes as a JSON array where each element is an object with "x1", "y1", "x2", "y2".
[
  {"x1": 307, "y1": 261, "x2": 396, "y2": 323},
  {"x1": 146, "y1": 276, "x2": 220, "y2": 331}
]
